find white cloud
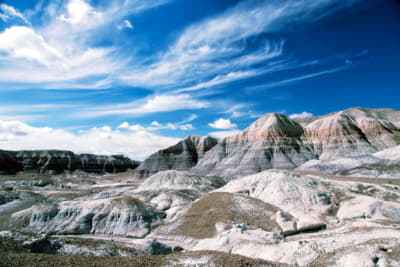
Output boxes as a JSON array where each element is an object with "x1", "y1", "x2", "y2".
[
  {"x1": 0, "y1": 18, "x2": 121, "y2": 87},
  {"x1": 209, "y1": 130, "x2": 241, "y2": 139},
  {"x1": 289, "y1": 111, "x2": 314, "y2": 119},
  {"x1": 179, "y1": 124, "x2": 194, "y2": 130},
  {"x1": 0, "y1": 13, "x2": 8, "y2": 21},
  {"x1": 118, "y1": 120, "x2": 194, "y2": 132},
  {"x1": 208, "y1": 118, "x2": 237, "y2": 129},
  {"x1": 0, "y1": 4, "x2": 29, "y2": 24},
  {"x1": 82, "y1": 94, "x2": 208, "y2": 117},
  {"x1": 124, "y1": 20, "x2": 133, "y2": 29},
  {"x1": 59, "y1": 0, "x2": 103, "y2": 26},
  {"x1": 0, "y1": 119, "x2": 180, "y2": 160},
  {"x1": 150, "y1": 121, "x2": 162, "y2": 127},
  {"x1": 0, "y1": 26, "x2": 65, "y2": 68},
  {"x1": 0, "y1": 0, "x2": 172, "y2": 89},
  {"x1": 118, "y1": 122, "x2": 130, "y2": 129},
  {"x1": 118, "y1": 19, "x2": 133, "y2": 30}
]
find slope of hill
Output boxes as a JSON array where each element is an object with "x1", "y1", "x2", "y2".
[{"x1": 132, "y1": 136, "x2": 218, "y2": 179}]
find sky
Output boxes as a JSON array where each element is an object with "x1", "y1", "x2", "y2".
[{"x1": 0, "y1": 0, "x2": 399, "y2": 159}]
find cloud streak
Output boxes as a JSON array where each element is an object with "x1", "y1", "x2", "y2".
[
  {"x1": 80, "y1": 94, "x2": 209, "y2": 117},
  {"x1": 257, "y1": 64, "x2": 352, "y2": 89}
]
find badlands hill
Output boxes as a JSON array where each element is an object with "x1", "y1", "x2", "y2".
[{"x1": 134, "y1": 107, "x2": 400, "y2": 179}]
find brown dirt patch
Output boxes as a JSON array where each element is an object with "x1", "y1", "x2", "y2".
[{"x1": 173, "y1": 192, "x2": 287, "y2": 239}]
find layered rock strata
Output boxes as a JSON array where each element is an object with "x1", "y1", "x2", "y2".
[{"x1": 132, "y1": 136, "x2": 218, "y2": 179}]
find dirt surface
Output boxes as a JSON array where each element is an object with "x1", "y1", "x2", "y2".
[
  {"x1": 0, "y1": 236, "x2": 281, "y2": 267},
  {"x1": 0, "y1": 252, "x2": 284, "y2": 267},
  {"x1": 295, "y1": 170, "x2": 400, "y2": 186}
]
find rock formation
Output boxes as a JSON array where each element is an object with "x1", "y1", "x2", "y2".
[
  {"x1": 192, "y1": 108, "x2": 400, "y2": 179},
  {"x1": 132, "y1": 135, "x2": 218, "y2": 179},
  {"x1": 0, "y1": 150, "x2": 140, "y2": 175}
]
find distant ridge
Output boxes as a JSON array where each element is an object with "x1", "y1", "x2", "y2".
[{"x1": 0, "y1": 150, "x2": 140, "y2": 175}]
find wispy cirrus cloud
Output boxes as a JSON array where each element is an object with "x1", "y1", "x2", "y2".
[
  {"x1": 121, "y1": 0, "x2": 363, "y2": 93},
  {"x1": 0, "y1": 0, "x2": 364, "y2": 92},
  {"x1": 256, "y1": 64, "x2": 352, "y2": 90}
]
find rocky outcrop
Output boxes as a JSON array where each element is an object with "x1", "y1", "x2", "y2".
[
  {"x1": 0, "y1": 150, "x2": 139, "y2": 175},
  {"x1": 132, "y1": 136, "x2": 217, "y2": 179}
]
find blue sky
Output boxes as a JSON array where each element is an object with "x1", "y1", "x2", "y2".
[{"x1": 0, "y1": 0, "x2": 399, "y2": 159}]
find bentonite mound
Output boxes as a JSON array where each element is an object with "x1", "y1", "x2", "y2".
[
  {"x1": 15, "y1": 197, "x2": 165, "y2": 238},
  {"x1": 193, "y1": 113, "x2": 317, "y2": 179},
  {"x1": 0, "y1": 150, "x2": 140, "y2": 175}
]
